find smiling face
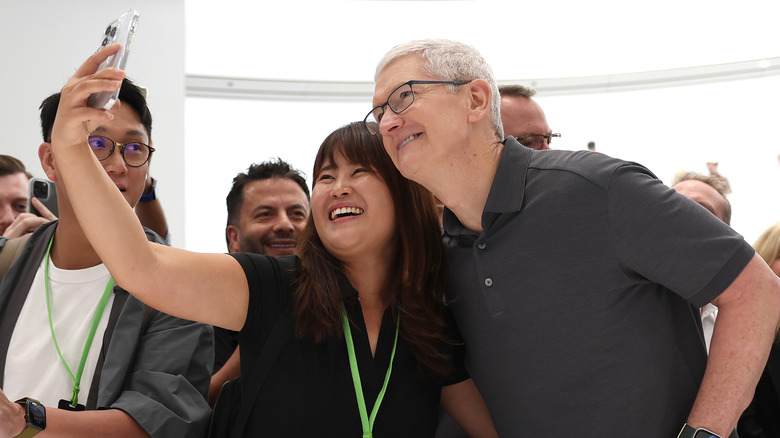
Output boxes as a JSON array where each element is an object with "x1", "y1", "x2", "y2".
[
  {"x1": 227, "y1": 177, "x2": 309, "y2": 256},
  {"x1": 373, "y1": 55, "x2": 470, "y2": 185},
  {"x1": 311, "y1": 149, "x2": 397, "y2": 264}
]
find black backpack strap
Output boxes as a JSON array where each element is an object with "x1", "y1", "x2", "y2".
[{"x1": 230, "y1": 256, "x2": 297, "y2": 437}]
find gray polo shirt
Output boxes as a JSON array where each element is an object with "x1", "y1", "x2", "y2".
[{"x1": 443, "y1": 137, "x2": 754, "y2": 436}]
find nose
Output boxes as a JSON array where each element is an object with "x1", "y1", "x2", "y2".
[
  {"x1": 102, "y1": 147, "x2": 128, "y2": 174},
  {"x1": 330, "y1": 176, "x2": 351, "y2": 198},
  {"x1": 539, "y1": 140, "x2": 551, "y2": 151},
  {"x1": 378, "y1": 108, "x2": 403, "y2": 136},
  {"x1": 0, "y1": 204, "x2": 13, "y2": 233},
  {"x1": 273, "y1": 212, "x2": 295, "y2": 233}
]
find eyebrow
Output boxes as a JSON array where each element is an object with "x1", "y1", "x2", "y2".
[{"x1": 93, "y1": 127, "x2": 149, "y2": 140}]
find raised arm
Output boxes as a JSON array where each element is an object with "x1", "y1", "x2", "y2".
[
  {"x1": 687, "y1": 253, "x2": 780, "y2": 435},
  {"x1": 48, "y1": 45, "x2": 248, "y2": 331}
]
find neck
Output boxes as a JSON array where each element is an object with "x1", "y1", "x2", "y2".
[
  {"x1": 50, "y1": 216, "x2": 102, "y2": 270},
  {"x1": 431, "y1": 138, "x2": 503, "y2": 233},
  {"x1": 343, "y1": 256, "x2": 393, "y2": 311}
]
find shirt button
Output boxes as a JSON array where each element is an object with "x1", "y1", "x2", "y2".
[
  {"x1": 477, "y1": 240, "x2": 487, "y2": 250},
  {"x1": 484, "y1": 278, "x2": 493, "y2": 287}
]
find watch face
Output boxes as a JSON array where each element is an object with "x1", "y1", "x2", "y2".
[
  {"x1": 27, "y1": 400, "x2": 46, "y2": 429},
  {"x1": 693, "y1": 430, "x2": 720, "y2": 438}
]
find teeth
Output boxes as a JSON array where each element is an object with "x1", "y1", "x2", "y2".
[
  {"x1": 400, "y1": 134, "x2": 419, "y2": 148},
  {"x1": 330, "y1": 207, "x2": 364, "y2": 221}
]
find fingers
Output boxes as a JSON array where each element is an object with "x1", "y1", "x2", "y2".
[
  {"x1": 30, "y1": 197, "x2": 58, "y2": 220},
  {"x1": 1, "y1": 213, "x2": 55, "y2": 239},
  {"x1": 73, "y1": 43, "x2": 122, "y2": 78}
]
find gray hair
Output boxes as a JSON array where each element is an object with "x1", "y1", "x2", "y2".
[
  {"x1": 671, "y1": 170, "x2": 732, "y2": 225},
  {"x1": 375, "y1": 39, "x2": 503, "y2": 139}
]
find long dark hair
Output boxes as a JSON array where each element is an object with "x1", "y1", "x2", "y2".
[{"x1": 295, "y1": 122, "x2": 450, "y2": 375}]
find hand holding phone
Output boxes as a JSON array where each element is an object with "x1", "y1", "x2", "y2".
[
  {"x1": 87, "y1": 10, "x2": 140, "y2": 110},
  {"x1": 28, "y1": 178, "x2": 59, "y2": 217}
]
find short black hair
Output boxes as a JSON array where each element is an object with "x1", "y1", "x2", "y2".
[
  {"x1": 39, "y1": 78, "x2": 153, "y2": 142},
  {"x1": 225, "y1": 158, "x2": 309, "y2": 243}
]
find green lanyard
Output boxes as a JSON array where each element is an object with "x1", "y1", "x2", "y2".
[
  {"x1": 44, "y1": 237, "x2": 115, "y2": 409},
  {"x1": 341, "y1": 307, "x2": 400, "y2": 438}
]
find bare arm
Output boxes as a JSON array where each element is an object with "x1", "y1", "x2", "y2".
[
  {"x1": 48, "y1": 45, "x2": 248, "y2": 331},
  {"x1": 0, "y1": 389, "x2": 148, "y2": 438},
  {"x1": 134, "y1": 175, "x2": 169, "y2": 241},
  {"x1": 441, "y1": 378, "x2": 498, "y2": 438},
  {"x1": 209, "y1": 346, "x2": 242, "y2": 407},
  {"x1": 687, "y1": 253, "x2": 780, "y2": 435}
]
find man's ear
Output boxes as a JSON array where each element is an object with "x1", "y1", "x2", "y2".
[
  {"x1": 38, "y1": 142, "x2": 58, "y2": 181},
  {"x1": 466, "y1": 79, "x2": 492, "y2": 124},
  {"x1": 226, "y1": 225, "x2": 240, "y2": 253}
]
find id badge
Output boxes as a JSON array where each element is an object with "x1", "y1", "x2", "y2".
[{"x1": 58, "y1": 399, "x2": 85, "y2": 411}]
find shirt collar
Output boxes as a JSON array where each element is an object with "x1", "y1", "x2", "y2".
[{"x1": 442, "y1": 137, "x2": 531, "y2": 236}]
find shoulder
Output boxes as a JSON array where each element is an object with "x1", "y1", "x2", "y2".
[{"x1": 529, "y1": 149, "x2": 656, "y2": 190}]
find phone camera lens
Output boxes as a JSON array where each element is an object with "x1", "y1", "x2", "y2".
[
  {"x1": 110, "y1": 26, "x2": 117, "y2": 38},
  {"x1": 102, "y1": 38, "x2": 109, "y2": 47},
  {"x1": 33, "y1": 181, "x2": 49, "y2": 198},
  {"x1": 104, "y1": 26, "x2": 111, "y2": 35}
]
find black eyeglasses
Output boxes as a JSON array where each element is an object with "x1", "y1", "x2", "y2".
[
  {"x1": 514, "y1": 133, "x2": 561, "y2": 149},
  {"x1": 87, "y1": 135, "x2": 155, "y2": 167},
  {"x1": 364, "y1": 80, "x2": 471, "y2": 135}
]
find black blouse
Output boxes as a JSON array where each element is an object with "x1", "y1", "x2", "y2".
[{"x1": 233, "y1": 253, "x2": 467, "y2": 438}]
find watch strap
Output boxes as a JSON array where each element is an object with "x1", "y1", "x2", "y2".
[
  {"x1": 14, "y1": 398, "x2": 45, "y2": 438},
  {"x1": 678, "y1": 423, "x2": 722, "y2": 438},
  {"x1": 139, "y1": 177, "x2": 157, "y2": 202}
]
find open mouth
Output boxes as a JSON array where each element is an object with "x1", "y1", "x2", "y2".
[{"x1": 330, "y1": 207, "x2": 364, "y2": 221}]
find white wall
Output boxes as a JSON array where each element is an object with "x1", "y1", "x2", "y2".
[{"x1": 0, "y1": 1, "x2": 186, "y2": 246}]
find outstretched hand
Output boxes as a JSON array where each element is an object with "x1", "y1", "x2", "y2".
[{"x1": 49, "y1": 44, "x2": 126, "y2": 156}]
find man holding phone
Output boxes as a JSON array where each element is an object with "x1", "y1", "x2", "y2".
[
  {"x1": 0, "y1": 73, "x2": 212, "y2": 438},
  {"x1": 0, "y1": 155, "x2": 56, "y2": 239}
]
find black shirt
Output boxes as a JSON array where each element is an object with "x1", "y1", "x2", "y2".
[{"x1": 233, "y1": 253, "x2": 467, "y2": 437}]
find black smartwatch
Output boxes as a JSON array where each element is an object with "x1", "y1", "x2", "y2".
[
  {"x1": 14, "y1": 397, "x2": 46, "y2": 437},
  {"x1": 677, "y1": 423, "x2": 722, "y2": 438}
]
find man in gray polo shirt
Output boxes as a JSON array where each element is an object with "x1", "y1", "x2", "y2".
[{"x1": 365, "y1": 39, "x2": 780, "y2": 437}]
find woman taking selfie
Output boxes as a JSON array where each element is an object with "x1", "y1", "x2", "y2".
[{"x1": 48, "y1": 46, "x2": 496, "y2": 437}]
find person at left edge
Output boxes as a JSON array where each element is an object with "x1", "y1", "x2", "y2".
[{"x1": 0, "y1": 77, "x2": 213, "y2": 437}]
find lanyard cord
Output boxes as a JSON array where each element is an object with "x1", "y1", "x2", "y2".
[
  {"x1": 44, "y1": 236, "x2": 115, "y2": 408},
  {"x1": 341, "y1": 306, "x2": 400, "y2": 438}
]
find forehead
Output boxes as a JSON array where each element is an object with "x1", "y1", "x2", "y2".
[
  {"x1": 242, "y1": 178, "x2": 309, "y2": 208},
  {"x1": 673, "y1": 179, "x2": 720, "y2": 201},
  {"x1": 500, "y1": 96, "x2": 549, "y2": 135},
  {"x1": 0, "y1": 172, "x2": 28, "y2": 197},
  {"x1": 92, "y1": 101, "x2": 149, "y2": 141},
  {"x1": 373, "y1": 54, "x2": 430, "y2": 106}
]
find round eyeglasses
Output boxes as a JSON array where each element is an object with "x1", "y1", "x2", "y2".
[
  {"x1": 88, "y1": 135, "x2": 155, "y2": 167},
  {"x1": 514, "y1": 133, "x2": 561, "y2": 150},
  {"x1": 364, "y1": 80, "x2": 471, "y2": 135}
]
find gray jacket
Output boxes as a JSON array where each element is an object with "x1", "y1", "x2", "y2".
[{"x1": 0, "y1": 221, "x2": 214, "y2": 438}]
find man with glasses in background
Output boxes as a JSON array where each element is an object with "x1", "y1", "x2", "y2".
[
  {"x1": 498, "y1": 84, "x2": 559, "y2": 150},
  {"x1": 365, "y1": 39, "x2": 780, "y2": 438},
  {"x1": 0, "y1": 79, "x2": 212, "y2": 438}
]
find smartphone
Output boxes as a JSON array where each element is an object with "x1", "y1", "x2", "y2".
[
  {"x1": 86, "y1": 9, "x2": 140, "y2": 110},
  {"x1": 27, "y1": 178, "x2": 58, "y2": 217}
]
